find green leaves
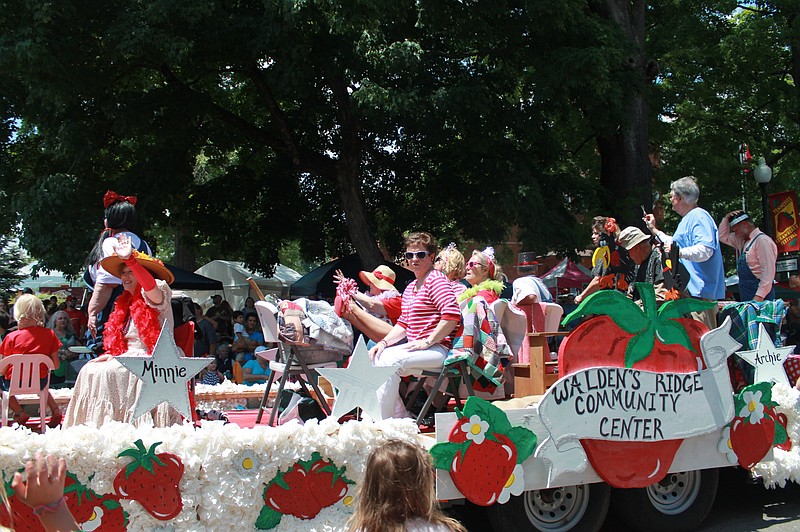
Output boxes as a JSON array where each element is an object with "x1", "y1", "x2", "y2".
[
  {"x1": 562, "y1": 290, "x2": 647, "y2": 334},
  {"x1": 118, "y1": 439, "x2": 165, "y2": 478},
  {"x1": 432, "y1": 397, "x2": 538, "y2": 467}
]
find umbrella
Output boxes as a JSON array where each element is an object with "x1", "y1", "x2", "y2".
[{"x1": 290, "y1": 254, "x2": 415, "y2": 300}]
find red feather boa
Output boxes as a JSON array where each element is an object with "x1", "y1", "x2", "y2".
[{"x1": 104, "y1": 290, "x2": 162, "y2": 356}]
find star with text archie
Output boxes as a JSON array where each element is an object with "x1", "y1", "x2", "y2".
[
  {"x1": 116, "y1": 322, "x2": 212, "y2": 421},
  {"x1": 737, "y1": 323, "x2": 793, "y2": 387}
]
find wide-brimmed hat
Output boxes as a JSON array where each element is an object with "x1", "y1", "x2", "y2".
[
  {"x1": 617, "y1": 226, "x2": 651, "y2": 250},
  {"x1": 359, "y1": 265, "x2": 396, "y2": 292},
  {"x1": 101, "y1": 250, "x2": 174, "y2": 285}
]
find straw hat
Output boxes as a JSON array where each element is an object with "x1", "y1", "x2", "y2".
[
  {"x1": 358, "y1": 265, "x2": 397, "y2": 292},
  {"x1": 101, "y1": 250, "x2": 174, "y2": 285}
]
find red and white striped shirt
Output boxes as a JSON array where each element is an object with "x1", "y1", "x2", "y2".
[{"x1": 398, "y1": 270, "x2": 461, "y2": 348}]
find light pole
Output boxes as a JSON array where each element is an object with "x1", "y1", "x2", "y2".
[
  {"x1": 738, "y1": 143, "x2": 751, "y2": 212},
  {"x1": 753, "y1": 157, "x2": 772, "y2": 238}
]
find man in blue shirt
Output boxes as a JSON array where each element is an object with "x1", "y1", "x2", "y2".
[{"x1": 644, "y1": 176, "x2": 724, "y2": 328}]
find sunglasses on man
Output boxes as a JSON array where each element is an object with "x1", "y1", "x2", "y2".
[{"x1": 404, "y1": 251, "x2": 430, "y2": 260}]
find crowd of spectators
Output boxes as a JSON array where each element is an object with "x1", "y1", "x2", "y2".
[{"x1": 0, "y1": 289, "x2": 270, "y2": 391}]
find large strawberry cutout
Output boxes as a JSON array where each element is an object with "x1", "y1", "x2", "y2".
[
  {"x1": 113, "y1": 439, "x2": 184, "y2": 520},
  {"x1": 256, "y1": 452, "x2": 353, "y2": 529},
  {"x1": 559, "y1": 284, "x2": 715, "y2": 488},
  {"x1": 723, "y1": 382, "x2": 789, "y2": 469},
  {"x1": 430, "y1": 397, "x2": 537, "y2": 506}
]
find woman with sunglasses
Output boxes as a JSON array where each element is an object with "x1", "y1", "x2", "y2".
[
  {"x1": 452, "y1": 247, "x2": 525, "y2": 395},
  {"x1": 458, "y1": 248, "x2": 505, "y2": 304},
  {"x1": 369, "y1": 232, "x2": 461, "y2": 419}
]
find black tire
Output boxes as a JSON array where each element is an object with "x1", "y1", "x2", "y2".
[
  {"x1": 611, "y1": 468, "x2": 719, "y2": 532},
  {"x1": 486, "y1": 483, "x2": 611, "y2": 532}
]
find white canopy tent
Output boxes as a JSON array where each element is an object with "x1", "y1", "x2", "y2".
[{"x1": 184, "y1": 260, "x2": 303, "y2": 311}]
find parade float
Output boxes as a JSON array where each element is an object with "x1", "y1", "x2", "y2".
[{"x1": 0, "y1": 285, "x2": 798, "y2": 531}]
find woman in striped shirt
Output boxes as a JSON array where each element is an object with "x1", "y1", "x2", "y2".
[{"x1": 369, "y1": 232, "x2": 462, "y2": 419}]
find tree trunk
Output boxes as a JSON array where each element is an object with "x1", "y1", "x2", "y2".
[
  {"x1": 335, "y1": 165, "x2": 384, "y2": 270},
  {"x1": 595, "y1": 0, "x2": 652, "y2": 229},
  {"x1": 173, "y1": 226, "x2": 197, "y2": 271},
  {"x1": 596, "y1": 92, "x2": 652, "y2": 229}
]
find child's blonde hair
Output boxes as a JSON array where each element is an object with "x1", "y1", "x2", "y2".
[
  {"x1": 13, "y1": 295, "x2": 46, "y2": 326},
  {"x1": 437, "y1": 244, "x2": 466, "y2": 281},
  {"x1": 348, "y1": 440, "x2": 466, "y2": 532}
]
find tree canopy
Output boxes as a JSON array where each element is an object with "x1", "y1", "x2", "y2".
[{"x1": 1, "y1": 1, "x2": 798, "y2": 276}]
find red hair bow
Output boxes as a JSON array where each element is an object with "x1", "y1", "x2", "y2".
[{"x1": 103, "y1": 190, "x2": 137, "y2": 208}]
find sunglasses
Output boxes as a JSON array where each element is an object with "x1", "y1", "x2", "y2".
[
  {"x1": 466, "y1": 261, "x2": 484, "y2": 269},
  {"x1": 404, "y1": 251, "x2": 431, "y2": 260}
]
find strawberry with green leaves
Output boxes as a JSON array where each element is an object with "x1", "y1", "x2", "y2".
[
  {"x1": 431, "y1": 397, "x2": 537, "y2": 506},
  {"x1": 113, "y1": 439, "x2": 184, "y2": 520},
  {"x1": 558, "y1": 284, "x2": 715, "y2": 488},
  {"x1": 257, "y1": 452, "x2": 353, "y2": 528},
  {"x1": 727, "y1": 382, "x2": 789, "y2": 469}
]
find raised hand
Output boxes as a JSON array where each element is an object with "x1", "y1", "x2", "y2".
[
  {"x1": 113, "y1": 233, "x2": 133, "y2": 260},
  {"x1": 333, "y1": 269, "x2": 347, "y2": 285}
]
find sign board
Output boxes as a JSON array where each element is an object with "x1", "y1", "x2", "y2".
[
  {"x1": 769, "y1": 191, "x2": 799, "y2": 253},
  {"x1": 776, "y1": 257, "x2": 798, "y2": 273}
]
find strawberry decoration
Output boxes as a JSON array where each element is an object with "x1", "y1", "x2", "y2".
[
  {"x1": 0, "y1": 477, "x2": 45, "y2": 532},
  {"x1": 558, "y1": 283, "x2": 715, "y2": 488},
  {"x1": 725, "y1": 382, "x2": 790, "y2": 469},
  {"x1": 257, "y1": 452, "x2": 353, "y2": 529},
  {"x1": 430, "y1": 397, "x2": 537, "y2": 506},
  {"x1": 64, "y1": 472, "x2": 129, "y2": 530},
  {"x1": 113, "y1": 439, "x2": 184, "y2": 520}
]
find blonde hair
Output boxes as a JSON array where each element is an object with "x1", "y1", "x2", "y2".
[
  {"x1": 348, "y1": 440, "x2": 466, "y2": 532},
  {"x1": 438, "y1": 246, "x2": 466, "y2": 281},
  {"x1": 13, "y1": 294, "x2": 46, "y2": 326},
  {"x1": 469, "y1": 250, "x2": 503, "y2": 282}
]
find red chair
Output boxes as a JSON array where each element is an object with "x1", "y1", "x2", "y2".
[
  {"x1": 173, "y1": 321, "x2": 200, "y2": 422},
  {"x1": 0, "y1": 354, "x2": 55, "y2": 433}
]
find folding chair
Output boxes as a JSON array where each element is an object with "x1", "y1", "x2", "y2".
[
  {"x1": 405, "y1": 358, "x2": 474, "y2": 426},
  {"x1": 0, "y1": 354, "x2": 55, "y2": 433},
  {"x1": 254, "y1": 302, "x2": 335, "y2": 426}
]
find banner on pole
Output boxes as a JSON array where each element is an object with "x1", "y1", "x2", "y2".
[{"x1": 769, "y1": 190, "x2": 799, "y2": 252}]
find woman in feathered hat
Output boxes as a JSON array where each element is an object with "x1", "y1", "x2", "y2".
[{"x1": 64, "y1": 235, "x2": 181, "y2": 428}]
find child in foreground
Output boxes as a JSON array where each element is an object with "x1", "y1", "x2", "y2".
[
  {"x1": 348, "y1": 439, "x2": 466, "y2": 532},
  {"x1": 2, "y1": 453, "x2": 79, "y2": 531}
]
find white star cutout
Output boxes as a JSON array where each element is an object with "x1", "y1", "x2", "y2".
[
  {"x1": 737, "y1": 323, "x2": 793, "y2": 387},
  {"x1": 316, "y1": 336, "x2": 400, "y2": 420},
  {"x1": 116, "y1": 321, "x2": 213, "y2": 421}
]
